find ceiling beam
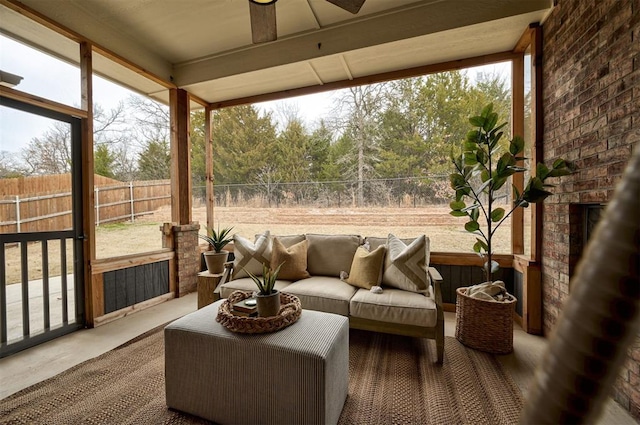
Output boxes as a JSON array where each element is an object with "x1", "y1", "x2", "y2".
[
  {"x1": 209, "y1": 50, "x2": 519, "y2": 109},
  {"x1": 174, "y1": 0, "x2": 550, "y2": 87}
]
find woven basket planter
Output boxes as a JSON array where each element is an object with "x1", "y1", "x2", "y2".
[{"x1": 455, "y1": 287, "x2": 517, "y2": 354}]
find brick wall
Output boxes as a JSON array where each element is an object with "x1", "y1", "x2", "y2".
[
  {"x1": 542, "y1": 0, "x2": 639, "y2": 419},
  {"x1": 172, "y1": 223, "x2": 201, "y2": 295}
]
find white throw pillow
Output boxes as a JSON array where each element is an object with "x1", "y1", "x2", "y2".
[
  {"x1": 382, "y1": 234, "x2": 430, "y2": 293},
  {"x1": 232, "y1": 231, "x2": 272, "y2": 280}
]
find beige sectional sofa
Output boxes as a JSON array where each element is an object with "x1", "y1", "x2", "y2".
[{"x1": 215, "y1": 232, "x2": 444, "y2": 363}]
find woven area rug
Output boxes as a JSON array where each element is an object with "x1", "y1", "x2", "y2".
[{"x1": 0, "y1": 325, "x2": 523, "y2": 424}]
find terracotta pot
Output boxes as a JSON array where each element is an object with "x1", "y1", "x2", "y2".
[
  {"x1": 256, "y1": 290, "x2": 281, "y2": 317},
  {"x1": 203, "y1": 251, "x2": 228, "y2": 274}
]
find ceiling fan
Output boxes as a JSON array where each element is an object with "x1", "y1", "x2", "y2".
[{"x1": 249, "y1": 0, "x2": 366, "y2": 44}]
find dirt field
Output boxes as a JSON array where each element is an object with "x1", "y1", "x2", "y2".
[{"x1": 4, "y1": 206, "x2": 512, "y2": 284}]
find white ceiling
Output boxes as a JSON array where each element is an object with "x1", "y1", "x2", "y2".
[{"x1": 0, "y1": 0, "x2": 553, "y2": 107}]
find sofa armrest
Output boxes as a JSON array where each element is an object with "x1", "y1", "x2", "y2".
[
  {"x1": 428, "y1": 266, "x2": 443, "y2": 305},
  {"x1": 213, "y1": 261, "x2": 234, "y2": 298},
  {"x1": 428, "y1": 266, "x2": 445, "y2": 363}
]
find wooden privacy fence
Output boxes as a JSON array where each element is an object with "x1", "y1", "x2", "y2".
[{"x1": 0, "y1": 174, "x2": 170, "y2": 233}]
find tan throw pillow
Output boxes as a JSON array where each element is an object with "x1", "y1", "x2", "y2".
[
  {"x1": 270, "y1": 237, "x2": 310, "y2": 281},
  {"x1": 232, "y1": 231, "x2": 272, "y2": 280},
  {"x1": 382, "y1": 234, "x2": 430, "y2": 293},
  {"x1": 306, "y1": 234, "x2": 361, "y2": 277},
  {"x1": 346, "y1": 245, "x2": 386, "y2": 290}
]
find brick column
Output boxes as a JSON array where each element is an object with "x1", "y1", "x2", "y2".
[{"x1": 172, "y1": 222, "x2": 200, "y2": 296}]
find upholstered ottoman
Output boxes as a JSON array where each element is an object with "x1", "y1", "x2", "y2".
[{"x1": 165, "y1": 299, "x2": 349, "y2": 425}]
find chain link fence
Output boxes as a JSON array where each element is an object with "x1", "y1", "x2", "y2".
[{"x1": 193, "y1": 175, "x2": 510, "y2": 209}]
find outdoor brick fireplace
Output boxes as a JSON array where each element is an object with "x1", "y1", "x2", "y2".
[{"x1": 542, "y1": 0, "x2": 639, "y2": 418}]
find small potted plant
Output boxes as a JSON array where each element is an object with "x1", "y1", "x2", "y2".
[
  {"x1": 199, "y1": 225, "x2": 233, "y2": 274},
  {"x1": 246, "y1": 262, "x2": 284, "y2": 317},
  {"x1": 449, "y1": 103, "x2": 574, "y2": 353}
]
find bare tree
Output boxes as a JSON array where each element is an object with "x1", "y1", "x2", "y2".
[
  {"x1": 126, "y1": 95, "x2": 170, "y2": 149},
  {"x1": 331, "y1": 84, "x2": 387, "y2": 206},
  {"x1": 21, "y1": 122, "x2": 72, "y2": 175},
  {"x1": 19, "y1": 103, "x2": 128, "y2": 176},
  {"x1": 0, "y1": 151, "x2": 27, "y2": 178}
]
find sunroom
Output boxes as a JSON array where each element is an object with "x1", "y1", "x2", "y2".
[{"x1": 0, "y1": 0, "x2": 638, "y2": 423}]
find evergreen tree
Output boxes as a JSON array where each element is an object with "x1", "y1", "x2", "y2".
[
  {"x1": 94, "y1": 144, "x2": 116, "y2": 179},
  {"x1": 211, "y1": 105, "x2": 278, "y2": 194},
  {"x1": 137, "y1": 139, "x2": 170, "y2": 180}
]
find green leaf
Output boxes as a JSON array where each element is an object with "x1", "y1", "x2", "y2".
[
  {"x1": 512, "y1": 184, "x2": 521, "y2": 201},
  {"x1": 464, "y1": 152, "x2": 478, "y2": 165},
  {"x1": 476, "y1": 149, "x2": 488, "y2": 165},
  {"x1": 466, "y1": 129, "x2": 480, "y2": 142},
  {"x1": 465, "y1": 221, "x2": 480, "y2": 233},
  {"x1": 552, "y1": 158, "x2": 566, "y2": 169},
  {"x1": 493, "y1": 176, "x2": 508, "y2": 191},
  {"x1": 509, "y1": 136, "x2": 525, "y2": 155},
  {"x1": 480, "y1": 169, "x2": 490, "y2": 182},
  {"x1": 464, "y1": 141, "x2": 477, "y2": 152},
  {"x1": 449, "y1": 173, "x2": 465, "y2": 190},
  {"x1": 548, "y1": 168, "x2": 573, "y2": 178},
  {"x1": 450, "y1": 200, "x2": 466, "y2": 210},
  {"x1": 475, "y1": 238, "x2": 488, "y2": 252},
  {"x1": 536, "y1": 163, "x2": 550, "y2": 180},
  {"x1": 491, "y1": 122, "x2": 508, "y2": 135},
  {"x1": 450, "y1": 210, "x2": 468, "y2": 217},
  {"x1": 484, "y1": 112, "x2": 499, "y2": 132},
  {"x1": 491, "y1": 208, "x2": 505, "y2": 222},
  {"x1": 469, "y1": 116, "x2": 484, "y2": 127},
  {"x1": 470, "y1": 208, "x2": 479, "y2": 222},
  {"x1": 473, "y1": 241, "x2": 483, "y2": 253},
  {"x1": 523, "y1": 187, "x2": 554, "y2": 203},
  {"x1": 489, "y1": 131, "x2": 504, "y2": 151},
  {"x1": 481, "y1": 103, "x2": 494, "y2": 117}
]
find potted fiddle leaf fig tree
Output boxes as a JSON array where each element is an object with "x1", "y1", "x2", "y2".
[
  {"x1": 450, "y1": 103, "x2": 574, "y2": 354},
  {"x1": 246, "y1": 262, "x2": 284, "y2": 317},
  {"x1": 199, "y1": 225, "x2": 233, "y2": 274}
]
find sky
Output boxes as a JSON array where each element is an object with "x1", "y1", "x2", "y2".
[
  {"x1": 1, "y1": 33, "x2": 511, "y2": 157},
  {"x1": 0, "y1": 34, "x2": 336, "y2": 156}
]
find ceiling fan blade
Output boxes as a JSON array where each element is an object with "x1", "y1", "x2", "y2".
[
  {"x1": 326, "y1": 0, "x2": 366, "y2": 14},
  {"x1": 249, "y1": 1, "x2": 277, "y2": 43}
]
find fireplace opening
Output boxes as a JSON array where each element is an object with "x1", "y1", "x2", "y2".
[{"x1": 568, "y1": 203, "x2": 607, "y2": 290}]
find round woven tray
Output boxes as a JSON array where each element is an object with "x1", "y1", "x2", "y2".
[
  {"x1": 216, "y1": 290, "x2": 302, "y2": 334},
  {"x1": 455, "y1": 286, "x2": 517, "y2": 354}
]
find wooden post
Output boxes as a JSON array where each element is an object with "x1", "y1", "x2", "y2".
[
  {"x1": 511, "y1": 54, "x2": 525, "y2": 256},
  {"x1": 530, "y1": 24, "x2": 544, "y2": 262},
  {"x1": 513, "y1": 255, "x2": 542, "y2": 334},
  {"x1": 170, "y1": 88, "x2": 192, "y2": 225},
  {"x1": 80, "y1": 41, "x2": 99, "y2": 326},
  {"x1": 205, "y1": 106, "x2": 214, "y2": 230}
]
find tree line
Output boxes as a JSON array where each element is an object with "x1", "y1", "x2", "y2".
[{"x1": 1, "y1": 70, "x2": 512, "y2": 207}]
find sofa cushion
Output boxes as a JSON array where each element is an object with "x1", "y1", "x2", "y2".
[
  {"x1": 346, "y1": 245, "x2": 385, "y2": 290},
  {"x1": 232, "y1": 231, "x2": 272, "y2": 279},
  {"x1": 282, "y1": 276, "x2": 357, "y2": 316},
  {"x1": 306, "y1": 234, "x2": 361, "y2": 277},
  {"x1": 364, "y1": 236, "x2": 415, "y2": 251},
  {"x1": 220, "y1": 277, "x2": 292, "y2": 299},
  {"x1": 257, "y1": 233, "x2": 306, "y2": 248},
  {"x1": 350, "y1": 287, "x2": 437, "y2": 327},
  {"x1": 382, "y1": 234, "x2": 430, "y2": 293},
  {"x1": 271, "y1": 237, "x2": 310, "y2": 281}
]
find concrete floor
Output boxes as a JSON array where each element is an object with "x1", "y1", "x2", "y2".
[{"x1": 0, "y1": 293, "x2": 635, "y2": 424}]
